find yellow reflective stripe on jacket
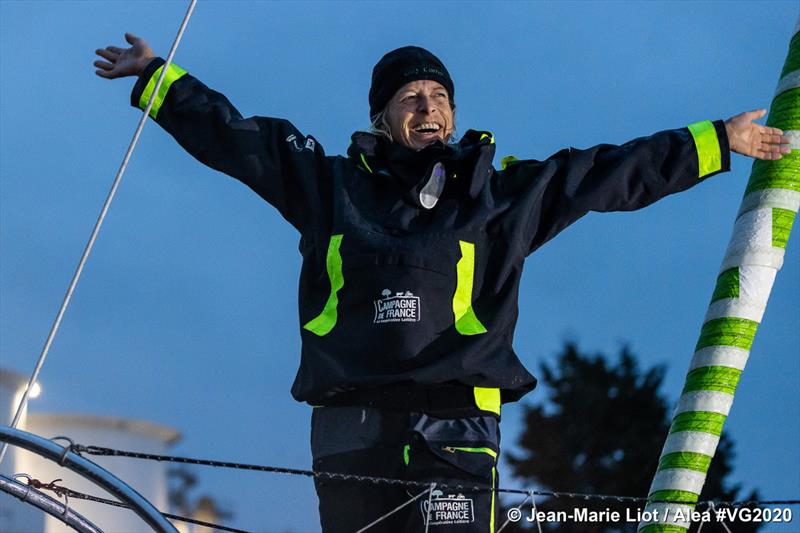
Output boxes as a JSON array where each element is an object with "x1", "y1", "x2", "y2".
[
  {"x1": 687, "y1": 120, "x2": 722, "y2": 178},
  {"x1": 444, "y1": 445, "x2": 498, "y2": 460},
  {"x1": 500, "y1": 155, "x2": 519, "y2": 170},
  {"x1": 303, "y1": 235, "x2": 344, "y2": 336},
  {"x1": 139, "y1": 63, "x2": 188, "y2": 119},
  {"x1": 453, "y1": 241, "x2": 487, "y2": 335},
  {"x1": 473, "y1": 386, "x2": 501, "y2": 415},
  {"x1": 490, "y1": 466, "x2": 496, "y2": 533}
]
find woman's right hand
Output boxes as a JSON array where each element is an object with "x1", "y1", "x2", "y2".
[{"x1": 94, "y1": 33, "x2": 154, "y2": 79}]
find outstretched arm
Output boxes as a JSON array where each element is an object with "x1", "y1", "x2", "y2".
[
  {"x1": 501, "y1": 110, "x2": 791, "y2": 256},
  {"x1": 94, "y1": 33, "x2": 154, "y2": 79},
  {"x1": 92, "y1": 33, "x2": 328, "y2": 233}
]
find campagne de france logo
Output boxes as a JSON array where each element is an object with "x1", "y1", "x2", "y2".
[
  {"x1": 374, "y1": 289, "x2": 420, "y2": 324},
  {"x1": 420, "y1": 490, "x2": 475, "y2": 526}
]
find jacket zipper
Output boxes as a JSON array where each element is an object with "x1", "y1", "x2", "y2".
[{"x1": 441, "y1": 446, "x2": 497, "y2": 460}]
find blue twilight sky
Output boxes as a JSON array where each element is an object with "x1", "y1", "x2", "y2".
[{"x1": 1, "y1": 1, "x2": 798, "y2": 531}]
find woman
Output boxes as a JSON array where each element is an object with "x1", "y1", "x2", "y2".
[{"x1": 95, "y1": 35, "x2": 789, "y2": 532}]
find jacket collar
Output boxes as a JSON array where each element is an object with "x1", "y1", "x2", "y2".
[{"x1": 347, "y1": 129, "x2": 496, "y2": 206}]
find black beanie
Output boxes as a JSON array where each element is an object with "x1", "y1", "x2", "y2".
[{"x1": 369, "y1": 46, "x2": 454, "y2": 119}]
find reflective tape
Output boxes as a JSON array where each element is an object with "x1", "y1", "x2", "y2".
[
  {"x1": 453, "y1": 241, "x2": 487, "y2": 335},
  {"x1": 782, "y1": 36, "x2": 800, "y2": 79},
  {"x1": 766, "y1": 88, "x2": 800, "y2": 131},
  {"x1": 662, "y1": 431, "x2": 720, "y2": 457},
  {"x1": 647, "y1": 490, "x2": 700, "y2": 506},
  {"x1": 500, "y1": 155, "x2": 519, "y2": 170},
  {"x1": 689, "y1": 346, "x2": 749, "y2": 372},
  {"x1": 682, "y1": 366, "x2": 742, "y2": 395},
  {"x1": 687, "y1": 120, "x2": 722, "y2": 178},
  {"x1": 473, "y1": 387, "x2": 500, "y2": 415},
  {"x1": 720, "y1": 248, "x2": 785, "y2": 270},
  {"x1": 670, "y1": 411, "x2": 726, "y2": 436},
  {"x1": 731, "y1": 208, "x2": 779, "y2": 253},
  {"x1": 746, "y1": 153, "x2": 800, "y2": 195},
  {"x1": 772, "y1": 208, "x2": 795, "y2": 248},
  {"x1": 776, "y1": 69, "x2": 800, "y2": 97},
  {"x1": 139, "y1": 63, "x2": 188, "y2": 119},
  {"x1": 639, "y1": 522, "x2": 691, "y2": 533},
  {"x1": 303, "y1": 235, "x2": 344, "y2": 336},
  {"x1": 730, "y1": 265, "x2": 778, "y2": 308},
  {"x1": 674, "y1": 391, "x2": 734, "y2": 416},
  {"x1": 491, "y1": 466, "x2": 497, "y2": 533},
  {"x1": 739, "y1": 188, "x2": 800, "y2": 215},
  {"x1": 704, "y1": 298, "x2": 765, "y2": 323},
  {"x1": 709, "y1": 268, "x2": 738, "y2": 303},
  {"x1": 650, "y1": 468, "x2": 706, "y2": 495},
  {"x1": 658, "y1": 451, "x2": 712, "y2": 473},
  {"x1": 695, "y1": 318, "x2": 758, "y2": 352}
]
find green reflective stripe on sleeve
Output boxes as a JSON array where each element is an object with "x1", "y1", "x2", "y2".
[
  {"x1": 745, "y1": 153, "x2": 800, "y2": 194},
  {"x1": 639, "y1": 524, "x2": 690, "y2": 533},
  {"x1": 687, "y1": 120, "x2": 722, "y2": 178},
  {"x1": 670, "y1": 412, "x2": 726, "y2": 436},
  {"x1": 683, "y1": 366, "x2": 742, "y2": 395},
  {"x1": 500, "y1": 155, "x2": 519, "y2": 170},
  {"x1": 139, "y1": 63, "x2": 188, "y2": 119},
  {"x1": 658, "y1": 452, "x2": 713, "y2": 473},
  {"x1": 710, "y1": 268, "x2": 739, "y2": 303},
  {"x1": 453, "y1": 241, "x2": 487, "y2": 335},
  {"x1": 647, "y1": 489, "x2": 699, "y2": 505},
  {"x1": 473, "y1": 387, "x2": 501, "y2": 415},
  {"x1": 695, "y1": 317, "x2": 758, "y2": 351},
  {"x1": 303, "y1": 235, "x2": 344, "y2": 336},
  {"x1": 403, "y1": 444, "x2": 410, "y2": 466},
  {"x1": 772, "y1": 208, "x2": 795, "y2": 248}
]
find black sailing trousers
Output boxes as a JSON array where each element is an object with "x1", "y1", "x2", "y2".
[{"x1": 311, "y1": 406, "x2": 500, "y2": 532}]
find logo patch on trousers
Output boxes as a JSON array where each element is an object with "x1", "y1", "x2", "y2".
[
  {"x1": 421, "y1": 491, "x2": 475, "y2": 526},
  {"x1": 374, "y1": 289, "x2": 420, "y2": 323}
]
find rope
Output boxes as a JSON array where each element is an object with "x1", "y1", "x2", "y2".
[
  {"x1": 424, "y1": 483, "x2": 436, "y2": 533},
  {"x1": 0, "y1": 0, "x2": 197, "y2": 467},
  {"x1": 25, "y1": 477, "x2": 249, "y2": 533},
  {"x1": 354, "y1": 485, "x2": 434, "y2": 533},
  {"x1": 531, "y1": 490, "x2": 543, "y2": 533},
  {"x1": 497, "y1": 491, "x2": 531, "y2": 532},
  {"x1": 74, "y1": 444, "x2": 800, "y2": 508}
]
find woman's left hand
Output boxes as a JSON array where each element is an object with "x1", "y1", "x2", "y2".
[{"x1": 725, "y1": 109, "x2": 791, "y2": 160}]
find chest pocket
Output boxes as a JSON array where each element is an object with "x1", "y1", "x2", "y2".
[{"x1": 303, "y1": 234, "x2": 486, "y2": 346}]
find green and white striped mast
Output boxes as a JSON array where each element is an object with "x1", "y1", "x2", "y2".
[{"x1": 638, "y1": 18, "x2": 800, "y2": 533}]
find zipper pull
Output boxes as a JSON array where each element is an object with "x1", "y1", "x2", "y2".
[{"x1": 441, "y1": 446, "x2": 456, "y2": 453}]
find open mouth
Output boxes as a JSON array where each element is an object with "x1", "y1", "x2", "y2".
[{"x1": 412, "y1": 123, "x2": 442, "y2": 135}]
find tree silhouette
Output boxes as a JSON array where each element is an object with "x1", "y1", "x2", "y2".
[{"x1": 503, "y1": 343, "x2": 760, "y2": 532}]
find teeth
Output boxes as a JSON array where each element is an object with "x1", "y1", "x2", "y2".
[{"x1": 414, "y1": 123, "x2": 441, "y2": 133}]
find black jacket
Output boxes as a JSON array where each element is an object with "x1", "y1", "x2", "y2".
[{"x1": 132, "y1": 58, "x2": 730, "y2": 405}]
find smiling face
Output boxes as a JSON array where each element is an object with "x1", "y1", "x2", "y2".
[{"x1": 384, "y1": 80, "x2": 454, "y2": 150}]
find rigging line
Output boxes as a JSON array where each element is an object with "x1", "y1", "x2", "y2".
[
  {"x1": 496, "y1": 492, "x2": 531, "y2": 533},
  {"x1": 74, "y1": 444, "x2": 800, "y2": 507},
  {"x1": 354, "y1": 485, "x2": 434, "y2": 533},
  {"x1": 27, "y1": 477, "x2": 251, "y2": 533},
  {"x1": 0, "y1": 0, "x2": 198, "y2": 467}
]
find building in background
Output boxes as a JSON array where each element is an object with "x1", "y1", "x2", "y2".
[{"x1": 0, "y1": 368, "x2": 194, "y2": 532}]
